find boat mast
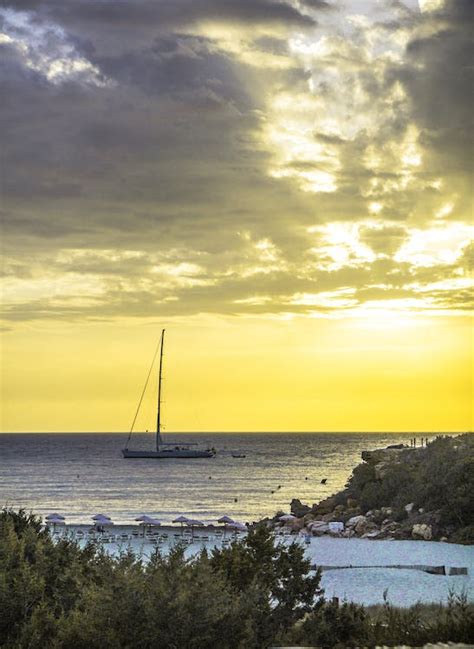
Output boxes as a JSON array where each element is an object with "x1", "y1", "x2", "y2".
[{"x1": 156, "y1": 329, "x2": 165, "y2": 450}]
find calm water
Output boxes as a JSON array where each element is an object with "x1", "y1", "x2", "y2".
[{"x1": 0, "y1": 432, "x2": 434, "y2": 524}]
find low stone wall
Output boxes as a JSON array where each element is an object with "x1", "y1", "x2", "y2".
[{"x1": 312, "y1": 564, "x2": 469, "y2": 576}]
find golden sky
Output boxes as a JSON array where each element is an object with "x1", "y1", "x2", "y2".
[{"x1": 0, "y1": 0, "x2": 472, "y2": 432}]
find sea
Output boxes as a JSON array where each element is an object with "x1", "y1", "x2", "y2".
[{"x1": 0, "y1": 432, "x2": 443, "y2": 525}]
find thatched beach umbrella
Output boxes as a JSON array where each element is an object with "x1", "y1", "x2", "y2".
[
  {"x1": 227, "y1": 521, "x2": 247, "y2": 539},
  {"x1": 217, "y1": 515, "x2": 235, "y2": 539},
  {"x1": 135, "y1": 515, "x2": 161, "y2": 537},
  {"x1": 46, "y1": 513, "x2": 65, "y2": 521},
  {"x1": 45, "y1": 513, "x2": 66, "y2": 533},
  {"x1": 173, "y1": 515, "x2": 190, "y2": 523},
  {"x1": 217, "y1": 515, "x2": 235, "y2": 524},
  {"x1": 172, "y1": 515, "x2": 190, "y2": 535},
  {"x1": 91, "y1": 514, "x2": 113, "y2": 532},
  {"x1": 92, "y1": 513, "x2": 112, "y2": 521}
]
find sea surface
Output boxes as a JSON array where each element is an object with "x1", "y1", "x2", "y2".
[{"x1": 0, "y1": 432, "x2": 443, "y2": 525}]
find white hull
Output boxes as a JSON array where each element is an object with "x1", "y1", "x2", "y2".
[{"x1": 122, "y1": 448, "x2": 214, "y2": 459}]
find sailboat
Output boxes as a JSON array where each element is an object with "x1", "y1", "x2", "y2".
[{"x1": 122, "y1": 330, "x2": 216, "y2": 459}]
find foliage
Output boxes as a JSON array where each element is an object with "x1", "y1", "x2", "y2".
[
  {"x1": 1, "y1": 508, "x2": 473, "y2": 648},
  {"x1": 285, "y1": 598, "x2": 371, "y2": 647},
  {"x1": 209, "y1": 524, "x2": 322, "y2": 646}
]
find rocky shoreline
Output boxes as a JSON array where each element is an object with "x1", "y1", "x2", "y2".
[{"x1": 265, "y1": 434, "x2": 473, "y2": 544}]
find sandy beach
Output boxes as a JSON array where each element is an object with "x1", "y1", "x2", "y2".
[{"x1": 50, "y1": 524, "x2": 474, "y2": 607}]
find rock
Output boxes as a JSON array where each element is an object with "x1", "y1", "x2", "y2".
[
  {"x1": 361, "y1": 448, "x2": 406, "y2": 464},
  {"x1": 369, "y1": 509, "x2": 385, "y2": 524},
  {"x1": 412, "y1": 523, "x2": 433, "y2": 540},
  {"x1": 303, "y1": 513, "x2": 315, "y2": 525},
  {"x1": 346, "y1": 498, "x2": 358, "y2": 509},
  {"x1": 334, "y1": 504, "x2": 345, "y2": 514},
  {"x1": 290, "y1": 498, "x2": 311, "y2": 518},
  {"x1": 311, "y1": 496, "x2": 337, "y2": 515},
  {"x1": 363, "y1": 530, "x2": 383, "y2": 539},
  {"x1": 328, "y1": 521, "x2": 344, "y2": 535},
  {"x1": 380, "y1": 522, "x2": 400, "y2": 537},
  {"x1": 355, "y1": 518, "x2": 378, "y2": 535},
  {"x1": 308, "y1": 521, "x2": 329, "y2": 536},
  {"x1": 405, "y1": 503, "x2": 415, "y2": 514},
  {"x1": 293, "y1": 518, "x2": 305, "y2": 531},
  {"x1": 346, "y1": 515, "x2": 366, "y2": 528},
  {"x1": 381, "y1": 507, "x2": 393, "y2": 516},
  {"x1": 321, "y1": 512, "x2": 337, "y2": 523}
]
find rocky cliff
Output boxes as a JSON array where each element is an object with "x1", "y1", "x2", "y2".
[{"x1": 275, "y1": 433, "x2": 473, "y2": 543}]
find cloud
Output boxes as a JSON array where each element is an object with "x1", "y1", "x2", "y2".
[{"x1": 0, "y1": 0, "x2": 471, "y2": 324}]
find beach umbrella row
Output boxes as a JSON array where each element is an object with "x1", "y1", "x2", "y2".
[{"x1": 44, "y1": 513, "x2": 248, "y2": 535}]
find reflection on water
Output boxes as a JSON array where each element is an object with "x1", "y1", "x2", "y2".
[{"x1": 0, "y1": 432, "x2": 427, "y2": 524}]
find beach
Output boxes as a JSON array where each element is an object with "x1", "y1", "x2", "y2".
[{"x1": 49, "y1": 523, "x2": 474, "y2": 607}]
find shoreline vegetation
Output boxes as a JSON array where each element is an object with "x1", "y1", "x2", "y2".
[
  {"x1": 1, "y1": 509, "x2": 473, "y2": 648},
  {"x1": 266, "y1": 433, "x2": 474, "y2": 545}
]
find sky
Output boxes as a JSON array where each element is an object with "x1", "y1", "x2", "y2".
[{"x1": 0, "y1": 0, "x2": 472, "y2": 432}]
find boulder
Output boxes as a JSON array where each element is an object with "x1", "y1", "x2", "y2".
[
  {"x1": 346, "y1": 515, "x2": 366, "y2": 528},
  {"x1": 328, "y1": 521, "x2": 344, "y2": 535},
  {"x1": 355, "y1": 518, "x2": 378, "y2": 535},
  {"x1": 361, "y1": 448, "x2": 405, "y2": 464},
  {"x1": 412, "y1": 523, "x2": 433, "y2": 540},
  {"x1": 363, "y1": 530, "x2": 383, "y2": 539},
  {"x1": 311, "y1": 496, "x2": 337, "y2": 515},
  {"x1": 290, "y1": 499, "x2": 311, "y2": 518},
  {"x1": 309, "y1": 521, "x2": 329, "y2": 536},
  {"x1": 404, "y1": 503, "x2": 415, "y2": 514},
  {"x1": 293, "y1": 518, "x2": 305, "y2": 531},
  {"x1": 378, "y1": 522, "x2": 401, "y2": 539}
]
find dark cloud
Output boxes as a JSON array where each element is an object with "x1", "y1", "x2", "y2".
[
  {"x1": 298, "y1": 0, "x2": 332, "y2": 9},
  {"x1": 0, "y1": 0, "x2": 471, "y2": 323},
  {"x1": 396, "y1": 0, "x2": 474, "y2": 167},
  {"x1": 0, "y1": 0, "x2": 316, "y2": 29}
]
